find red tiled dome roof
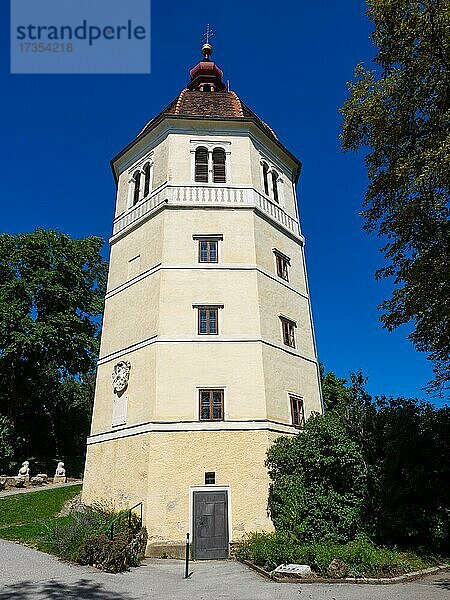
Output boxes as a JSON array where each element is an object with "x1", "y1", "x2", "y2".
[
  {"x1": 140, "y1": 89, "x2": 278, "y2": 141},
  {"x1": 112, "y1": 47, "x2": 300, "y2": 183},
  {"x1": 137, "y1": 49, "x2": 279, "y2": 141}
]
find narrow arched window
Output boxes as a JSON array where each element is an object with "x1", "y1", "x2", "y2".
[
  {"x1": 262, "y1": 162, "x2": 269, "y2": 196},
  {"x1": 133, "y1": 171, "x2": 141, "y2": 205},
  {"x1": 143, "y1": 162, "x2": 151, "y2": 197},
  {"x1": 272, "y1": 171, "x2": 279, "y2": 203},
  {"x1": 212, "y1": 148, "x2": 226, "y2": 183},
  {"x1": 195, "y1": 147, "x2": 209, "y2": 183}
]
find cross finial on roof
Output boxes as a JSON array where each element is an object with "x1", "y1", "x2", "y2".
[
  {"x1": 201, "y1": 24, "x2": 214, "y2": 59},
  {"x1": 202, "y1": 24, "x2": 214, "y2": 45}
]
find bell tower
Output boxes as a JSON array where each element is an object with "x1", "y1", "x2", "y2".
[{"x1": 82, "y1": 39, "x2": 322, "y2": 559}]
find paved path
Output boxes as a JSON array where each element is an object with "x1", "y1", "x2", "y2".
[
  {"x1": 0, "y1": 540, "x2": 448, "y2": 599},
  {"x1": 0, "y1": 481, "x2": 82, "y2": 499}
]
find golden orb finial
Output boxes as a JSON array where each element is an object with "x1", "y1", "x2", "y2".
[
  {"x1": 201, "y1": 24, "x2": 214, "y2": 60},
  {"x1": 202, "y1": 43, "x2": 212, "y2": 59}
]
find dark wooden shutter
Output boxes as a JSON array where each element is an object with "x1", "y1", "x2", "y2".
[
  {"x1": 143, "y1": 163, "x2": 151, "y2": 197},
  {"x1": 212, "y1": 148, "x2": 226, "y2": 183},
  {"x1": 272, "y1": 171, "x2": 279, "y2": 203},
  {"x1": 262, "y1": 162, "x2": 269, "y2": 195},
  {"x1": 133, "y1": 171, "x2": 141, "y2": 205},
  {"x1": 195, "y1": 147, "x2": 209, "y2": 183}
]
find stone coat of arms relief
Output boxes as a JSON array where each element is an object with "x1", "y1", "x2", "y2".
[{"x1": 112, "y1": 360, "x2": 131, "y2": 395}]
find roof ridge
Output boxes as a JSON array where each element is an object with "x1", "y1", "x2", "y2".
[
  {"x1": 174, "y1": 88, "x2": 188, "y2": 115},
  {"x1": 229, "y1": 91, "x2": 244, "y2": 117}
]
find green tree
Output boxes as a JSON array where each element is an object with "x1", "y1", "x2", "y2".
[
  {"x1": 340, "y1": 0, "x2": 450, "y2": 394},
  {"x1": 269, "y1": 369, "x2": 450, "y2": 550},
  {"x1": 0, "y1": 415, "x2": 14, "y2": 473},
  {"x1": 266, "y1": 411, "x2": 367, "y2": 543},
  {"x1": 320, "y1": 367, "x2": 349, "y2": 412},
  {"x1": 0, "y1": 229, "x2": 108, "y2": 463},
  {"x1": 371, "y1": 396, "x2": 450, "y2": 549}
]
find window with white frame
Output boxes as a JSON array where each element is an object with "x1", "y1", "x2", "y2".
[
  {"x1": 199, "y1": 389, "x2": 224, "y2": 421},
  {"x1": 193, "y1": 145, "x2": 228, "y2": 183},
  {"x1": 212, "y1": 148, "x2": 226, "y2": 183},
  {"x1": 143, "y1": 162, "x2": 152, "y2": 197},
  {"x1": 280, "y1": 316, "x2": 296, "y2": 348},
  {"x1": 128, "y1": 158, "x2": 153, "y2": 208},
  {"x1": 273, "y1": 249, "x2": 290, "y2": 281},
  {"x1": 262, "y1": 161, "x2": 270, "y2": 195},
  {"x1": 197, "y1": 306, "x2": 219, "y2": 335},
  {"x1": 272, "y1": 171, "x2": 280, "y2": 203},
  {"x1": 195, "y1": 147, "x2": 209, "y2": 183},
  {"x1": 260, "y1": 160, "x2": 283, "y2": 204},
  {"x1": 132, "y1": 171, "x2": 141, "y2": 206},
  {"x1": 290, "y1": 394, "x2": 305, "y2": 428},
  {"x1": 193, "y1": 234, "x2": 223, "y2": 263}
]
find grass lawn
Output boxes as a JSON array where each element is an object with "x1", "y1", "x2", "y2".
[{"x1": 0, "y1": 484, "x2": 82, "y2": 549}]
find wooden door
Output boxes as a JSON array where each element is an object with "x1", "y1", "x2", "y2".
[{"x1": 193, "y1": 491, "x2": 229, "y2": 559}]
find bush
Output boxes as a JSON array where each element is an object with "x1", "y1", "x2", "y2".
[
  {"x1": 76, "y1": 527, "x2": 148, "y2": 573},
  {"x1": 42, "y1": 505, "x2": 147, "y2": 573},
  {"x1": 235, "y1": 532, "x2": 433, "y2": 577},
  {"x1": 41, "y1": 508, "x2": 110, "y2": 560},
  {"x1": 266, "y1": 412, "x2": 367, "y2": 543}
]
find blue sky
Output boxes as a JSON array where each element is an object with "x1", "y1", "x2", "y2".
[{"x1": 0, "y1": 1, "x2": 441, "y2": 402}]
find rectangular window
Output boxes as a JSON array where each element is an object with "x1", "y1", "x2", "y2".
[
  {"x1": 199, "y1": 389, "x2": 224, "y2": 421},
  {"x1": 280, "y1": 316, "x2": 296, "y2": 348},
  {"x1": 274, "y1": 250, "x2": 290, "y2": 281},
  {"x1": 198, "y1": 240, "x2": 218, "y2": 263},
  {"x1": 198, "y1": 307, "x2": 219, "y2": 335},
  {"x1": 290, "y1": 395, "x2": 305, "y2": 428},
  {"x1": 205, "y1": 471, "x2": 216, "y2": 485}
]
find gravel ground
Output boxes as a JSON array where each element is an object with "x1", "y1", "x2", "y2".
[{"x1": 0, "y1": 539, "x2": 448, "y2": 599}]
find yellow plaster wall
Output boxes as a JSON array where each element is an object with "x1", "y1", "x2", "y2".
[
  {"x1": 152, "y1": 136, "x2": 169, "y2": 190},
  {"x1": 82, "y1": 429, "x2": 279, "y2": 550},
  {"x1": 114, "y1": 136, "x2": 169, "y2": 218},
  {"x1": 248, "y1": 138, "x2": 297, "y2": 218},
  {"x1": 253, "y1": 213, "x2": 308, "y2": 294},
  {"x1": 154, "y1": 343, "x2": 266, "y2": 421},
  {"x1": 90, "y1": 345, "x2": 156, "y2": 434},
  {"x1": 256, "y1": 271, "x2": 315, "y2": 359},
  {"x1": 159, "y1": 269, "x2": 261, "y2": 337},
  {"x1": 107, "y1": 209, "x2": 164, "y2": 292},
  {"x1": 162, "y1": 208, "x2": 256, "y2": 264},
  {"x1": 261, "y1": 344, "x2": 322, "y2": 423},
  {"x1": 100, "y1": 272, "x2": 161, "y2": 357}
]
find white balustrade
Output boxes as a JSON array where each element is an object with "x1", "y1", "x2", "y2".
[{"x1": 113, "y1": 184, "x2": 300, "y2": 237}]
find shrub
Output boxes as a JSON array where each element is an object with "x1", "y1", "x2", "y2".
[
  {"x1": 266, "y1": 412, "x2": 367, "y2": 543},
  {"x1": 235, "y1": 532, "x2": 433, "y2": 577},
  {"x1": 76, "y1": 527, "x2": 148, "y2": 573},
  {"x1": 41, "y1": 508, "x2": 110, "y2": 559},
  {"x1": 42, "y1": 504, "x2": 147, "y2": 572}
]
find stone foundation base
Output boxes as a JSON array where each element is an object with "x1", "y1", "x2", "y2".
[{"x1": 145, "y1": 543, "x2": 186, "y2": 559}]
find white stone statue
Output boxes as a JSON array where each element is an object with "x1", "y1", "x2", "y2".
[
  {"x1": 55, "y1": 461, "x2": 66, "y2": 477},
  {"x1": 18, "y1": 461, "x2": 29, "y2": 478},
  {"x1": 112, "y1": 360, "x2": 131, "y2": 394}
]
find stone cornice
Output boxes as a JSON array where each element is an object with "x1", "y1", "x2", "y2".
[{"x1": 87, "y1": 418, "x2": 300, "y2": 445}]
